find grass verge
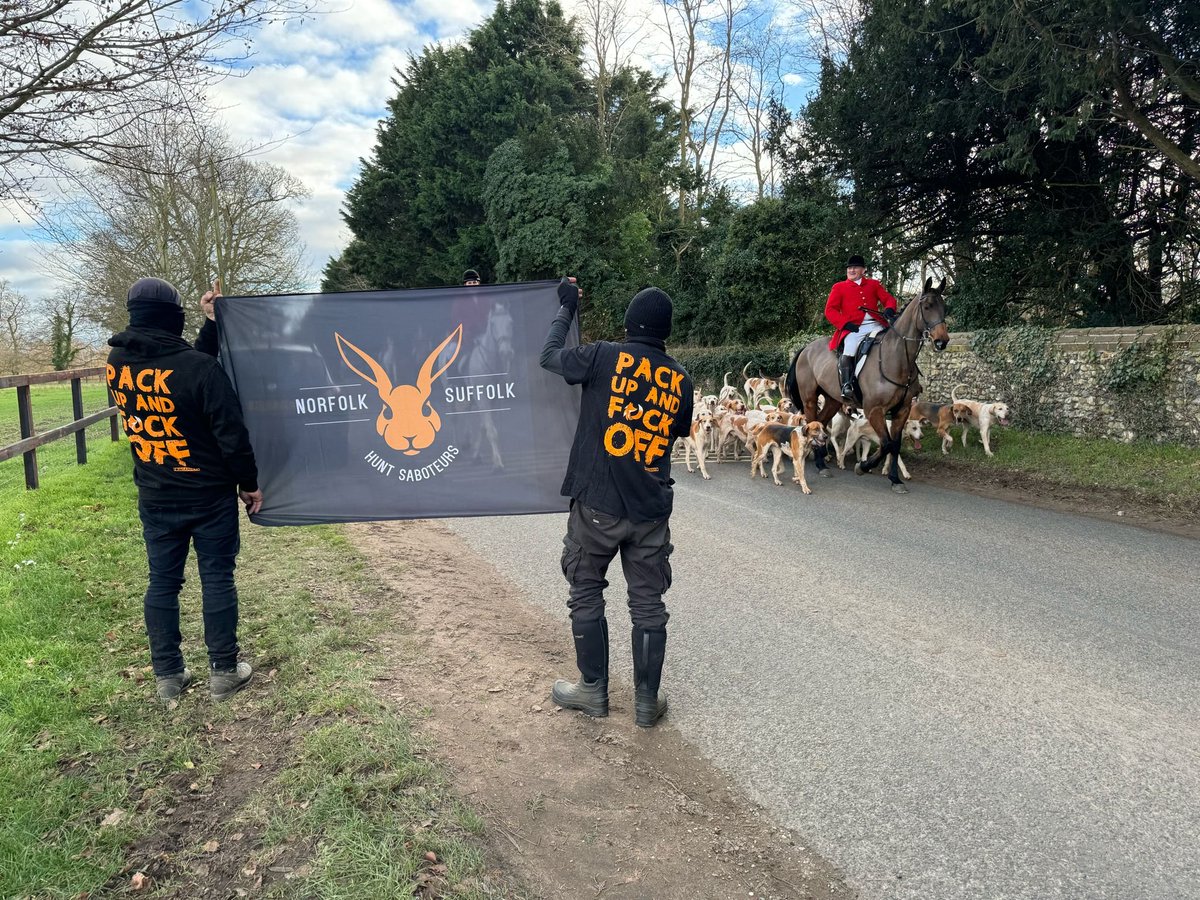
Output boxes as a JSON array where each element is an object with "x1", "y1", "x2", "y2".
[
  {"x1": 0, "y1": 439, "x2": 518, "y2": 898},
  {"x1": 904, "y1": 426, "x2": 1200, "y2": 515}
]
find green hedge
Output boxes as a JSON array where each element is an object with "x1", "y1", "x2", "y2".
[{"x1": 672, "y1": 332, "x2": 826, "y2": 392}]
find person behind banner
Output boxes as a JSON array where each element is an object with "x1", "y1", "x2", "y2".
[
  {"x1": 540, "y1": 280, "x2": 694, "y2": 728},
  {"x1": 452, "y1": 268, "x2": 490, "y2": 344},
  {"x1": 107, "y1": 277, "x2": 262, "y2": 705},
  {"x1": 826, "y1": 254, "x2": 899, "y2": 400}
]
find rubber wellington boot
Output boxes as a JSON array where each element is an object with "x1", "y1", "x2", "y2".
[
  {"x1": 552, "y1": 617, "x2": 609, "y2": 717},
  {"x1": 632, "y1": 627, "x2": 668, "y2": 727}
]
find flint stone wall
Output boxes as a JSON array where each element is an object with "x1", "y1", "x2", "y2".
[{"x1": 916, "y1": 325, "x2": 1200, "y2": 446}]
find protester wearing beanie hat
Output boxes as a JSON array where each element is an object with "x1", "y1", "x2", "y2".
[
  {"x1": 107, "y1": 276, "x2": 261, "y2": 705},
  {"x1": 624, "y1": 287, "x2": 673, "y2": 341},
  {"x1": 126, "y1": 277, "x2": 186, "y2": 336},
  {"x1": 540, "y1": 277, "x2": 695, "y2": 729}
]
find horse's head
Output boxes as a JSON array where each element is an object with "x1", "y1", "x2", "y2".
[{"x1": 912, "y1": 277, "x2": 950, "y2": 352}]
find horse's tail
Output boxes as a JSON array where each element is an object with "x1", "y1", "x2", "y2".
[{"x1": 785, "y1": 349, "x2": 802, "y2": 411}]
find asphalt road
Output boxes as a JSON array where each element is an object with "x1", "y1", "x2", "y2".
[{"x1": 448, "y1": 459, "x2": 1200, "y2": 900}]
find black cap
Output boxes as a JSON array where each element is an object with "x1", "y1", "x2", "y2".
[
  {"x1": 463, "y1": 269, "x2": 480, "y2": 283},
  {"x1": 846, "y1": 255, "x2": 866, "y2": 268},
  {"x1": 126, "y1": 277, "x2": 182, "y2": 309},
  {"x1": 624, "y1": 287, "x2": 673, "y2": 340}
]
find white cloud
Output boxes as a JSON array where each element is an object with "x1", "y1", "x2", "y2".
[
  {"x1": 0, "y1": 229, "x2": 52, "y2": 300},
  {"x1": 2, "y1": 0, "x2": 821, "y2": 300}
]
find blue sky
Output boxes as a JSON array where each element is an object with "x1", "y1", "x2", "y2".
[{"x1": 0, "y1": 0, "x2": 816, "y2": 306}]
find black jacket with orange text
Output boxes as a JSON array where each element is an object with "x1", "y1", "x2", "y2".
[
  {"x1": 107, "y1": 326, "x2": 258, "y2": 503},
  {"x1": 540, "y1": 307, "x2": 694, "y2": 522}
]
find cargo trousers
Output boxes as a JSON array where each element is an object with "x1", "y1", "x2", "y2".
[{"x1": 559, "y1": 500, "x2": 673, "y2": 629}]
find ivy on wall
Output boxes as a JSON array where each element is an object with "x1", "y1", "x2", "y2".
[
  {"x1": 1098, "y1": 327, "x2": 1178, "y2": 394},
  {"x1": 1092, "y1": 327, "x2": 1186, "y2": 441},
  {"x1": 968, "y1": 326, "x2": 1059, "y2": 429}
]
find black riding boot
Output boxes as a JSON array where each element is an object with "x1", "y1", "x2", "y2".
[
  {"x1": 552, "y1": 617, "x2": 609, "y2": 717},
  {"x1": 838, "y1": 355, "x2": 855, "y2": 400},
  {"x1": 632, "y1": 626, "x2": 668, "y2": 727}
]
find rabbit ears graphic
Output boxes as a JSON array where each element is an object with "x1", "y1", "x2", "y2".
[{"x1": 334, "y1": 325, "x2": 463, "y2": 456}]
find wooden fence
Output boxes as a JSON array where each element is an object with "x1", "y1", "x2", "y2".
[{"x1": 0, "y1": 367, "x2": 120, "y2": 490}]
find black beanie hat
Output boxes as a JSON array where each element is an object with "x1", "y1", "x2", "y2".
[
  {"x1": 846, "y1": 254, "x2": 866, "y2": 268},
  {"x1": 126, "y1": 277, "x2": 184, "y2": 335},
  {"x1": 463, "y1": 269, "x2": 480, "y2": 283},
  {"x1": 127, "y1": 277, "x2": 182, "y2": 308},
  {"x1": 624, "y1": 287, "x2": 673, "y2": 341}
]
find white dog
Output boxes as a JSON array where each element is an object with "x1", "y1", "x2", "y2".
[
  {"x1": 951, "y1": 384, "x2": 1012, "y2": 457},
  {"x1": 845, "y1": 417, "x2": 924, "y2": 479}
]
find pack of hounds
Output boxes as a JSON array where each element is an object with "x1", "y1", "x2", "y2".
[{"x1": 670, "y1": 362, "x2": 1012, "y2": 493}]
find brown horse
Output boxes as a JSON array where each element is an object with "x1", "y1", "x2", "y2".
[{"x1": 786, "y1": 277, "x2": 950, "y2": 493}]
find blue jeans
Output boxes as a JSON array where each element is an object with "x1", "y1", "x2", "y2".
[{"x1": 138, "y1": 494, "x2": 241, "y2": 675}]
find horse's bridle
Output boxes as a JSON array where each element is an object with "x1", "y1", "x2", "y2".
[
  {"x1": 898, "y1": 295, "x2": 945, "y2": 343},
  {"x1": 876, "y1": 295, "x2": 945, "y2": 389}
]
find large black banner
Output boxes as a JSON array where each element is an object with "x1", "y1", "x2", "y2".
[{"x1": 215, "y1": 281, "x2": 579, "y2": 526}]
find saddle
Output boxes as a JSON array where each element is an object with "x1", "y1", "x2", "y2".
[{"x1": 833, "y1": 334, "x2": 881, "y2": 405}]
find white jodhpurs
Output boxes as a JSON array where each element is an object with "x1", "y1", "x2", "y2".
[{"x1": 842, "y1": 320, "x2": 885, "y2": 357}]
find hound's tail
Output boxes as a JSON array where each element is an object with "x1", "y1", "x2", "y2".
[
  {"x1": 741, "y1": 361, "x2": 752, "y2": 379},
  {"x1": 951, "y1": 383, "x2": 967, "y2": 403},
  {"x1": 723, "y1": 371, "x2": 733, "y2": 389}
]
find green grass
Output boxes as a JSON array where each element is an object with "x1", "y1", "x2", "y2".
[
  {"x1": 907, "y1": 426, "x2": 1200, "y2": 512},
  {"x1": 0, "y1": 379, "x2": 116, "y2": 494},
  {"x1": 0, "y1": 440, "x2": 517, "y2": 898}
]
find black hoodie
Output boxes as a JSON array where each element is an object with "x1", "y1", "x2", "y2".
[
  {"x1": 540, "y1": 306, "x2": 694, "y2": 523},
  {"x1": 107, "y1": 326, "x2": 258, "y2": 502}
]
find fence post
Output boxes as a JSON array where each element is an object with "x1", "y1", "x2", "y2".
[
  {"x1": 72, "y1": 376, "x2": 87, "y2": 464},
  {"x1": 16, "y1": 384, "x2": 38, "y2": 490}
]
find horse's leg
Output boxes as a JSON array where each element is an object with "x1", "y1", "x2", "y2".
[
  {"x1": 885, "y1": 407, "x2": 914, "y2": 491},
  {"x1": 813, "y1": 390, "x2": 841, "y2": 477},
  {"x1": 485, "y1": 413, "x2": 503, "y2": 468},
  {"x1": 854, "y1": 406, "x2": 891, "y2": 476}
]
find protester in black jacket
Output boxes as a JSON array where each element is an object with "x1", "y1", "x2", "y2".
[
  {"x1": 107, "y1": 277, "x2": 261, "y2": 704},
  {"x1": 540, "y1": 280, "x2": 694, "y2": 727}
]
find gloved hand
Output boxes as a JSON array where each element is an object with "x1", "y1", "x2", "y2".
[
  {"x1": 842, "y1": 321, "x2": 858, "y2": 333},
  {"x1": 882, "y1": 307, "x2": 898, "y2": 324},
  {"x1": 557, "y1": 276, "x2": 580, "y2": 317}
]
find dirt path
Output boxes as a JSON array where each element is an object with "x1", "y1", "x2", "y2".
[{"x1": 347, "y1": 520, "x2": 855, "y2": 900}]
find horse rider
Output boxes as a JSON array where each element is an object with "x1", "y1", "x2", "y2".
[{"x1": 826, "y1": 254, "x2": 900, "y2": 400}]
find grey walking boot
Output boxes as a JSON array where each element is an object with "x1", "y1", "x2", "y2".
[
  {"x1": 632, "y1": 627, "x2": 668, "y2": 727},
  {"x1": 552, "y1": 617, "x2": 609, "y2": 717},
  {"x1": 155, "y1": 668, "x2": 194, "y2": 703},
  {"x1": 209, "y1": 661, "x2": 253, "y2": 702}
]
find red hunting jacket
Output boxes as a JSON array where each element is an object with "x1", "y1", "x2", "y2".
[{"x1": 825, "y1": 278, "x2": 899, "y2": 351}]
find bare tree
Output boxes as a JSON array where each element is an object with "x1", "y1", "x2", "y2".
[
  {"x1": 659, "y1": 0, "x2": 741, "y2": 265},
  {"x1": 578, "y1": 0, "x2": 647, "y2": 150},
  {"x1": 43, "y1": 115, "x2": 310, "y2": 336},
  {"x1": 0, "y1": 0, "x2": 312, "y2": 203},
  {"x1": 788, "y1": 0, "x2": 864, "y2": 61},
  {"x1": 0, "y1": 278, "x2": 31, "y2": 373},
  {"x1": 730, "y1": 14, "x2": 793, "y2": 197}
]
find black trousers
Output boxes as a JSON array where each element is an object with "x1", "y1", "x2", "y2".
[
  {"x1": 560, "y1": 500, "x2": 672, "y2": 629},
  {"x1": 138, "y1": 493, "x2": 241, "y2": 675}
]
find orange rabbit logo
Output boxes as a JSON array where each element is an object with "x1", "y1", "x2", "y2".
[{"x1": 335, "y1": 326, "x2": 463, "y2": 456}]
